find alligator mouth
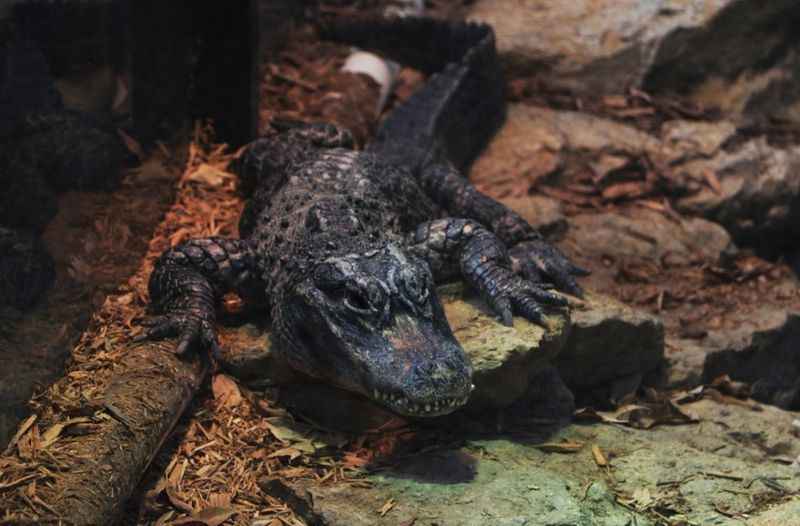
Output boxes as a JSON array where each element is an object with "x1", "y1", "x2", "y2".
[{"x1": 371, "y1": 387, "x2": 473, "y2": 417}]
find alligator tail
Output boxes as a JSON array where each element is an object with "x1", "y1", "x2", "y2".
[{"x1": 320, "y1": 16, "x2": 505, "y2": 173}]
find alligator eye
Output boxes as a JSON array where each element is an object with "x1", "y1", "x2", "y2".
[{"x1": 343, "y1": 288, "x2": 372, "y2": 313}]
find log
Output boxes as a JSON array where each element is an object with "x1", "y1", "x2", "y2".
[{"x1": 0, "y1": 139, "x2": 241, "y2": 524}]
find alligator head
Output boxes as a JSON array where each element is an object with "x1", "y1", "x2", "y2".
[{"x1": 275, "y1": 243, "x2": 473, "y2": 417}]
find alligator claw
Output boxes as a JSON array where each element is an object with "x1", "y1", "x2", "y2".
[
  {"x1": 509, "y1": 239, "x2": 588, "y2": 298},
  {"x1": 134, "y1": 312, "x2": 220, "y2": 361}
]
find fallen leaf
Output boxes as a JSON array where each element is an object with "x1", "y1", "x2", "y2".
[
  {"x1": 268, "y1": 447, "x2": 304, "y2": 461},
  {"x1": 185, "y1": 163, "x2": 234, "y2": 188},
  {"x1": 710, "y1": 375, "x2": 751, "y2": 399},
  {"x1": 212, "y1": 374, "x2": 243, "y2": 408},
  {"x1": 166, "y1": 486, "x2": 194, "y2": 514},
  {"x1": 3, "y1": 414, "x2": 37, "y2": 455},
  {"x1": 702, "y1": 168, "x2": 722, "y2": 194},
  {"x1": 631, "y1": 487, "x2": 653, "y2": 510},
  {"x1": 535, "y1": 440, "x2": 584, "y2": 453},
  {"x1": 377, "y1": 498, "x2": 396, "y2": 517},
  {"x1": 40, "y1": 417, "x2": 92, "y2": 449},
  {"x1": 591, "y1": 444, "x2": 608, "y2": 467},
  {"x1": 603, "y1": 95, "x2": 629, "y2": 108},
  {"x1": 590, "y1": 154, "x2": 629, "y2": 181},
  {"x1": 172, "y1": 506, "x2": 237, "y2": 526}
]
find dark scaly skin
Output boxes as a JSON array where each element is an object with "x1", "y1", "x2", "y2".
[{"x1": 140, "y1": 19, "x2": 587, "y2": 417}]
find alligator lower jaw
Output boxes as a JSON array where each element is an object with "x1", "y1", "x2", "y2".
[{"x1": 371, "y1": 389, "x2": 470, "y2": 417}]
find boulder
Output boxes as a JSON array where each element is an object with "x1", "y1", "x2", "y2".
[
  {"x1": 568, "y1": 209, "x2": 733, "y2": 264},
  {"x1": 469, "y1": 0, "x2": 800, "y2": 124},
  {"x1": 675, "y1": 138, "x2": 800, "y2": 257},
  {"x1": 703, "y1": 307, "x2": 800, "y2": 409},
  {"x1": 556, "y1": 293, "x2": 664, "y2": 403}
]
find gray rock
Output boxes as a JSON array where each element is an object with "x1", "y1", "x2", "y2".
[
  {"x1": 440, "y1": 283, "x2": 569, "y2": 410},
  {"x1": 469, "y1": 0, "x2": 800, "y2": 125},
  {"x1": 568, "y1": 209, "x2": 733, "y2": 264},
  {"x1": 556, "y1": 293, "x2": 664, "y2": 402},
  {"x1": 703, "y1": 306, "x2": 800, "y2": 409},
  {"x1": 663, "y1": 337, "x2": 708, "y2": 388},
  {"x1": 675, "y1": 137, "x2": 800, "y2": 256},
  {"x1": 468, "y1": 0, "x2": 731, "y2": 89}
]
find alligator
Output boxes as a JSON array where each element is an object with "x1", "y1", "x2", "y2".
[
  {"x1": 0, "y1": 34, "x2": 126, "y2": 309},
  {"x1": 139, "y1": 16, "x2": 587, "y2": 417}
]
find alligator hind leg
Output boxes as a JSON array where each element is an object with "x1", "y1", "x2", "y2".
[
  {"x1": 406, "y1": 218, "x2": 567, "y2": 326},
  {"x1": 136, "y1": 237, "x2": 263, "y2": 358},
  {"x1": 418, "y1": 162, "x2": 588, "y2": 296}
]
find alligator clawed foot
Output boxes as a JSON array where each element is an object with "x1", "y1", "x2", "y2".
[
  {"x1": 508, "y1": 239, "x2": 589, "y2": 299},
  {"x1": 134, "y1": 312, "x2": 221, "y2": 361}
]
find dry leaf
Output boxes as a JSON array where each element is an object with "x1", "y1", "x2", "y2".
[
  {"x1": 631, "y1": 487, "x2": 653, "y2": 510},
  {"x1": 212, "y1": 374, "x2": 243, "y2": 408},
  {"x1": 268, "y1": 447, "x2": 304, "y2": 461},
  {"x1": 535, "y1": 440, "x2": 584, "y2": 453},
  {"x1": 377, "y1": 498, "x2": 396, "y2": 517},
  {"x1": 166, "y1": 485, "x2": 195, "y2": 514},
  {"x1": 186, "y1": 163, "x2": 234, "y2": 188},
  {"x1": 172, "y1": 506, "x2": 237, "y2": 526},
  {"x1": 3, "y1": 414, "x2": 37, "y2": 455},
  {"x1": 710, "y1": 375, "x2": 751, "y2": 399},
  {"x1": 40, "y1": 417, "x2": 92, "y2": 449},
  {"x1": 602, "y1": 95, "x2": 628, "y2": 108},
  {"x1": 591, "y1": 444, "x2": 608, "y2": 467}
]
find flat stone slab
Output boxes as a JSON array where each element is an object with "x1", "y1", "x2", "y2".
[{"x1": 273, "y1": 398, "x2": 800, "y2": 526}]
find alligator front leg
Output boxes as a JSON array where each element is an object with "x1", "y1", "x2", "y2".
[
  {"x1": 418, "y1": 163, "x2": 588, "y2": 296},
  {"x1": 136, "y1": 237, "x2": 261, "y2": 358},
  {"x1": 407, "y1": 218, "x2": 567, "y2": 326}
]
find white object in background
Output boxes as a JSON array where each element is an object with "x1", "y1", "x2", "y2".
[
  {"x1": 341, "y1": 50, "x2": 400, "y2": 115},
  {"x1": 384, "y1": 0, "x2": 425, "y2": 18},
  {"x1": 340, "y1": 0, "x2": 424, "y2": 114}
]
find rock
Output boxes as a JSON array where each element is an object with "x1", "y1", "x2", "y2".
[
  {"x1": 469, "y1": 0, "x2": 730, "y2": 88},
  {"x1": 498, "y1": 195, "x2": 567, "y2": 238},
  {"x1": 568, "y1": 209, "x2": 733, "y2": 264},
  {"x1": 284, "y1": 443, "x2": 651, "y2": 526},
  {"x1": 439, "y1": 284, "x2": 570, "y2": 410},
  {"x1": 663, "y1": 337, "x2": 708, "y2": 388},
  {"x1": 508, "y1": 365, "x2": 575, "y2": 422},
  {"x1": 703, "y1": 306, "x2": 800, "y2": 410},
  {"x1": 675, "y1": 138, "x2": 800, "y2": 257},
  {"x1": 271, "y1": 398, "x2": 800, "y2": 526},
  {"x1": 556, "y1": 293, "x2": 664, "y2": 404},
  {"x1": 469, "y1": 0, "x2": 800, "y2": 124}
]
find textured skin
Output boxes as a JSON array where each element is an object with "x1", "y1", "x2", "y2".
[
  {"x1": 142, "y1": 18, "x2": 587, "y2": 417},
  {"x1": 0, "y1": 34, "x2": 126, "y2": 309}
]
